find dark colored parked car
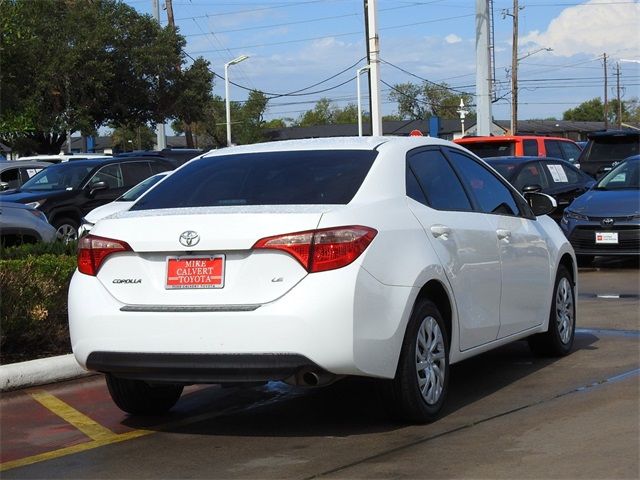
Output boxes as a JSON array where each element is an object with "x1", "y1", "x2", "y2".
[
  {"x1": 114, "y1": 148, "x2": 204, "y2": 167},
  {"x1": 0, "y1": 161, "x2": 52, "y2": 191},
  {"x1": 577, "y1": 130, "x2": 640, "y2": 178},
  {"x1": 486, "y1": 156, "x2": 595, "y2": 221},
  {"x1": 0, "y1": 157, "x2": 173, "y2": 242},
  {"x1": 561, "y1": 155, "x2": 639, "y2": 264}
]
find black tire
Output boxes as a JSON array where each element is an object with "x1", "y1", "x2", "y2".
[
  {"x1": 528, "y1": 265, "x2": 576, "y2": 357},
  {"x1": 380, "y1": 299, "x2": 449, "y2": 424},
  {"x1": 105, "y1": 374, "x2": 183, "y2": 415},
  {"x1": 53, "y1": 216, "x2": 79, "y2": 244}
]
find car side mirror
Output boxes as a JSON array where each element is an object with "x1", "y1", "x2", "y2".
[
  {"x1": 524, "y1": 191, "x2": 557, "y2": 216},
  {"x1": 522, "y1": 184, "x2": 542, "y2": 194},
  {"x1": 88, "y1": 181, "x2": 108, "y2": 196}
]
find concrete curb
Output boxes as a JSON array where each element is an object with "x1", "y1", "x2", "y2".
[{"x1": 0, "y1": 354, "x2": 95, "y2": 392}]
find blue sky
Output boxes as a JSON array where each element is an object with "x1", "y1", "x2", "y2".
[{"x1": 125, "y1": 0, "x2": 640, "y2": 122}]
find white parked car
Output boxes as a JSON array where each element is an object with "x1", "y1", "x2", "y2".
[
  {"x1": 78, "y1": 172, "x2": 170, "y2": 237},
  {"x1": 69, "y1": 137, "x2": 577, "y2": 422}
]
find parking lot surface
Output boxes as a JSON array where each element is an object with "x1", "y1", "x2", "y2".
[{"x1": 1, "y1": 258, "x2": 638, "y2": 479}]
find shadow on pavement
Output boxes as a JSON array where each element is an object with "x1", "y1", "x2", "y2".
[{"x1": 119, "y1": 332, "x2": 599, "y2": 438}]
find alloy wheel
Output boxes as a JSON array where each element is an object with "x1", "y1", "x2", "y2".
[
  {"x1": 555, "y1": 277, "x2": 574, "y2": 344},
  {"x1": 415, "y1": 316, "x2": 446, "y2": 405}
]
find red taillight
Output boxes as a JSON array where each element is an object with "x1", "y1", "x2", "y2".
[
  {"x1": 77, "y1": 234, "x2": 132, "y2": 276},
  {"x1": 253, "y1": 226, "x2": 377, "y2": 273}
]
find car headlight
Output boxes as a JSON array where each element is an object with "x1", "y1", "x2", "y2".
[
  {"x1": 25, "y1": 199, "x2": 45, "y2": 209},
  {"x1": 563, "y1": 210, "x2": 588, "y2": 221}
]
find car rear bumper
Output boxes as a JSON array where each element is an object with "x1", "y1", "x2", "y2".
[
  {"x1": 86, "y1": 352, "x2": 321, "y2": 384},
  {"x1": 69, "y1": 265, "x2": 416, "y2": 381}
]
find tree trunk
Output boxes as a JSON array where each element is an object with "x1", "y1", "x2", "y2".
[
  {"x1": 27, "y1": 132, "x2": 67, "y2": 154},
  {"x1": 183, "y1": 121, "x2": 194, "y2": 148}
]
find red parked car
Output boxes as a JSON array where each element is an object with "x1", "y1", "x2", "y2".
[{"x1": 454, "y1": 135, "x2": 583, "y2": 165}]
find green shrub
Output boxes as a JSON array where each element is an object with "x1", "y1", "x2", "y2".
[
  {"x1": 0, "y1": 240, "x2": 78, "y2": 259},
  {"x1": 0, "y1": 251, "x2": 77, "y2": 364}
]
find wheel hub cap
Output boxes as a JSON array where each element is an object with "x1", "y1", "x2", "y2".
[
  {"x1": 556, "y1": 277, "x2": 574, "y2": 344},
  {"x1": 415, "y1": 316, "x2": 446, "y2": 405}
]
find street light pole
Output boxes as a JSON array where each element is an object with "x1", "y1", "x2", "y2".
[
  {"x1": 225, "y1": 55, "x2": 249, "y2": 147},
  {"x1": 356, "y1": 65, "x2": 370, "y2": 137}
]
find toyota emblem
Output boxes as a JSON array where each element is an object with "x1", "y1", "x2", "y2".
[
  {"x1": 601, "y1": 218, "x2": 614, "y2": 227},
  {"x1": 179, "y1": 230, "x2": 200, "y2": 247}
]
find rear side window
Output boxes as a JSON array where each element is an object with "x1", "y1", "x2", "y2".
[
  {"x1": 132, "y1": 150, "x2": 377, "y2": 210},
  {"x1": 523, "y1": 139, "x2": 538, "y2": 156},
  {"x1": 584, "y1": 136, "x2": 640, "y2": 162},
  {"x1": 122, "y1": 162, "x2": 152, "y2": 186},
  {"x1": 460, "y1": 141, "x2": 515, "y2": 158},
  {"x1": 407, "y1": 149, "x2": 472, "y2": 211}
]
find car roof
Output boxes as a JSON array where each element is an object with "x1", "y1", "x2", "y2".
[
  {"x1": 455, "y1": 135, "x2": 574, "y2": 143},
  {"x1": 199, "y1": 136, "x2": 454, "y2": 159},
  {"x1": 586, "y1": 130, "x2": 640, "y2": 138},
  {"x1": 0, "y1": 161, "x2": 52, "y2": 170},
  {"x1": 484, "y1": 156, "x2": 567, "y2": 163},
  {"x1": 46, "y1": 156, "x2": 171, "y2": 168}
]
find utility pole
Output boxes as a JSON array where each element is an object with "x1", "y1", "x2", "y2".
[
  {"x1": 152, "y1": 0, "x2": 167, "y2": 150},
  {"x1": 166, "y1": 0, "x2": 175, "y2": 28},
  {"x1": 616, "y1": 62, "x2": 622, "y2": 129},
  {"x1": 475, "y1": 0, "x2": 493, "y2": 136},
  {"x1": 603, "y1": 53, "x2": 609, "y2": 130},
  {"x1": 510, "y1": 0, "x2": 519, "y2": 135},
  {"x1": 365, "y1": 0, "x2": 383, "y2": 136}
]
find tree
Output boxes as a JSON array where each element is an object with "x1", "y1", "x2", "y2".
[
  {"x1": 562, "y1": 97, "x2": 639, "y2": 124},
  {"x1": 294, "y1": 99, "x2": 361, "y2": 126},
  {"x1": 0, "y1": 0, "x2": 211, "y2": 154},
  {"x1": 388, "y1": 81, "x2": 475, "y2": 120},
  {"x1": 111, "y1": 124, "x2": 156, "y2": 152}
]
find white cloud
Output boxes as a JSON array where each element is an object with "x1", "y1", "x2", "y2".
[
  {"x1": 522, "y1": 0, "x2": 640, "y2": 59},
  {"x1": 445, "y1": 34, "x2": 462, "y2": 44}
]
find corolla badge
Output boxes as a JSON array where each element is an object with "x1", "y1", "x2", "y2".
[
  {"x1": 601, "y1": 218, "x2": 615, "y2": 227},
  {"x1": 179, "y1": 230, "x2": 200, "y2": 247}
]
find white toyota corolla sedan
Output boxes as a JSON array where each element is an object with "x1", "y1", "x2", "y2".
[{"x1": 69, "y1": 136, "x2": 577, "y2": 423}]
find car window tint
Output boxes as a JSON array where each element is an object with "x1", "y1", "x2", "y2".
[
  {"x1": 514, "y1": 162, "x2": 548, "y2": 190},
  {"x1": 150, "y1": 161, "x2": 172, "y2": 175},
  {"x1": 523, "y1": 139, "x2": 539, "y2": 156},
  {"x1": 559, "y1": 141, "x2": 581, "y2": 163},
  {"x1": 447, "y1": 150, "x2": 520, "y2": 216},
  {"x1": 122, "y1": 162, "x2": 152, "y2": 186},
  {"x1": 460, "y1": 141, "x2": 514, "y2": 158},
  {"x1": 407, "y1": 149, "x2": 472, "y2": 211},
  {"x1": 544, "y1": 140, "x2": 563, "y2": 159},
  {"x1": 406, "y1": 167, "x2": 428, "y2": 204},
  {"x1": 91, "y1": 164, "x2": 124, "y2": 189},
  {"x1": 1, "y1": 168, "x2": 20, "y2": 189},
  {"x1": 585, "y1": 136, "x2": 640, "y2": 162},
  {"x1": 132, "y1": 150, "x2": 377, "y2": 210}
]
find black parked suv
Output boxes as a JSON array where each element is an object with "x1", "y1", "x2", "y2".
[
  {"x1": 578, "y1": 130, "x2": 640, "y2": 178},
  {"x1": 0, "y1": 156, "x2": 173, "y2": 241}
]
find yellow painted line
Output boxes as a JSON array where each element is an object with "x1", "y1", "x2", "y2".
[
  {"x1": 0, "y1": 429, "x2": 152, "y2": 472},
  {"x1": 28, "y1": 390, "x2": 116, "y2": 441}
]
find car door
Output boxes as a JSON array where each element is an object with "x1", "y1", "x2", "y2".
[
  {"x1": 444, "y1": 148, "x2": 551, "y2": 338},
  {"x1": 81, "y1": 163, "x2": 127, "y2": 214},
  {"x1": 406, "y1": 148, "x2": 502, "y2": 350}
]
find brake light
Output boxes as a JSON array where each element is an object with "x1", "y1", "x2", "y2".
[
  {"x1": 253, "y1": 226, "x2": 377, "y2": 273},
  {"x1": 77, "y1": 234, "x2": 132, "y2": 276}
]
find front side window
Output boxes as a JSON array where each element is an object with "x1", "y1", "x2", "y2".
[
  {"x1": 446, "y1": 149, "x2": 521, "y2": 216},
  {"x1": 90, "y1": 164, "x2": 124, "y2": 189},
  {"x1": 544, "y1": 140, "x2": 563, "y2": 159},
  {"x1": 559, "y1": 141, "x2": 581, "y2": 163},
  {"x1": 514, "y1": 162, "x2": 548, "y2": 190},
  {"x1": 132, "y1": 150, "x2": 377, "y2": 210},
  {"x1": 407, "y1": 149, "x2": 472, "y2": 211}
]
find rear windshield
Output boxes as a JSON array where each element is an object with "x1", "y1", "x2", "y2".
[
  {"x1": 131, "y1": 150, "x2": 377, "y2": 210},
  {"x1": 584, "y1": 136, "x2": 640, "y2": 162},
  {"x1": 460, "y1": 141, "x2": 515, "y2": 158}
]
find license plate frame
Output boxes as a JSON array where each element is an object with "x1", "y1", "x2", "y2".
[
  {"x1": 165, "y1": 255, "x2": 225, "y2": 289},
  {"x1": 595, "y1": 232, "x2": 618, "y2": 245}
]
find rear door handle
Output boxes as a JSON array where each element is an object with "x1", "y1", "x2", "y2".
[
  {"x1": 430, "y1": 225, "x2": 451, "y2": 239},
  {"x1": 497, "y1": 229, "x2": 511, "y2": 240}
]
